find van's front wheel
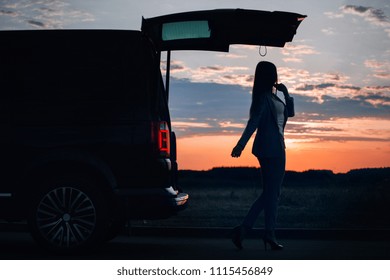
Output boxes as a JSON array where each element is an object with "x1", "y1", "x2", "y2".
[{"x1": 28, "y1": 175, "x2": 109, "y2": 253}]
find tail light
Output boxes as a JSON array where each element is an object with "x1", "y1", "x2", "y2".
[{"x1": 152, "y1": 121, "x2": 170, "y2": 157}]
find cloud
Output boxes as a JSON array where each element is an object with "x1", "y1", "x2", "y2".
[
  {"x1": 293, "y1": 87, "x2": 390, "y2": 120},
  {"x1": 276, "y1": 66, "x2": 388, "y2": 105},
  {"x1": 161, "y1": 60, "x2": 188, "y2": 73},
  {"x1": 218, "y1": 121, "x2": 245, "y2": 129},
  {"x1": 364, "y1": 59, "x2": 390, "y2": 80},
  {"x1": 27, "y1": 19, "x2": 46, "y2": 28},
  {"x1": 169, "y1": 78, "x2": 251, "y2": 137},
  {"x1": 230, "y1": 45, "x2": 259, "y2": 51},
  {"x1": 0, "y1": 9, "x2": 18, "y2": 17},
  {"x1": 282, "y1": 44, "x2": 320, "y2": 56},
  {"x1": 294, "y1": 83, "x2": 363, "y2": 101},
  {"x1": 164, "y1": 59, "x2": 252, "y2": 87},
  {"x1": 287, "y1": 117, "x2": 390, "y2": 143},
  {"x1": 0, "y1": 0, "x2": 95, "y2": 29},
  {"x1": 167, "y1": 60, "x2": 387, "y2": 106},
  {"x1": 277, "y1": 67, "x2": 353, "y2": 96},
  {"x1": 287, "y1": 122, "x2": 343, "y2": 135},
  {"x1": 341, "y1": 5, "x2": 389, "y2": 27},
  {"x1": 168, "y1": 77, "x2": 390, "y2": 143},
  {"x1": 324, "y1": 11, "x2": 344, "y2": 19},
  {"x1": 321, "y1": 28, "x2": 335, "y2": 36},
  {"x1": 355, "y1": 88, "x2": 390, "y2": 107},
  {"x1": 167, "y1": 61, "x2": 360, "y2": 98},
  {"x1": 328, "y1": 5, "x2": 390, "y2": 37},
  {"x1": 281, "y1": 44, "x2": 320, "y2": 63},
  {"x1": 172, "y1": 121, "x2": 213, "y2": 129},
  {"x1": 216, "y1": 53, "x2": 247, "y2": 59}
]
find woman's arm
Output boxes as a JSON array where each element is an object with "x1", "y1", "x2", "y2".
[
  {"x1": 276, "y1": 83, "x2": 294, "y2": 117},
  {"x1": 231, "y1": 107, "x2": 263, "y2": 158},
  {"x1": 285, "y1": 95, "x2": 295, "y2": 117}
]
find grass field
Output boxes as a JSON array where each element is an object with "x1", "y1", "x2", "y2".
[{"x1": 134, "y1": 168, "x2": 390, "y2": 230}]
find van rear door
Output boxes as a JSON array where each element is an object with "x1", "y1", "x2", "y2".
[{"x1": 141, "y1": 9, "x2": 306, "y2": 52}]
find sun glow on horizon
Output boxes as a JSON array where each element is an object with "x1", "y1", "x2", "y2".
[
  {"x1": 174, "y1": 113, "x2": 390, "y2": 173},
  {"x1": 176, "y1": 133, "x2": 390, "y2": 173}
]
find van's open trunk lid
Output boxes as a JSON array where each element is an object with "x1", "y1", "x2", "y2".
[{"x1": 142, "y1": 9, "x2": 306, "y2": 52}]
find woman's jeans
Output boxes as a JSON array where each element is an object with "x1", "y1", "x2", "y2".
[{"x1": 242, "y1": 152, "x2": 286, "y2": 235}]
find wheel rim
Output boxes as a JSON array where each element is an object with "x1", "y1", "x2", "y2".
[{"x1": 36, "y1": 187, "x2": 97, "y2": 249}]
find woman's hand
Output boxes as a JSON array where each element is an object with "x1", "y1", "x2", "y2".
[
  {"x1": 275, "y1": 83, "x2": 289, "y2": 97},
  {"x1": 231, "y1": 144, "x2": 243, "y2": 158}
]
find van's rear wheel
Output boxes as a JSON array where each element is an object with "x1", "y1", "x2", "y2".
[{"x1": 28, "y1": 175, "x2": 109, "y2": 253}]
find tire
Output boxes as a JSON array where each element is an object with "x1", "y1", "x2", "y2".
[{"x1": 28, "y1": 174, "x2": 110, "y2": 254}]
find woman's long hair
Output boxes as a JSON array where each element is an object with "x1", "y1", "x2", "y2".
[{"x1": 250, "y1": 61, "x2": 278, "y2": 117}]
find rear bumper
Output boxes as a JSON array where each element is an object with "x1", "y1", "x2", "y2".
[{"x1": 114, "y1": 186, "x2": 189, "y2": 219}]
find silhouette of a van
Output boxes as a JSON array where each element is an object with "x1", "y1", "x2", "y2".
[{"x1": 0, "y1": 9, "x2": 305, "y2": 252}]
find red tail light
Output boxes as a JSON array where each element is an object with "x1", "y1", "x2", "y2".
[{"x1": 153, "y1": 121, "x2": 170, "y2": 157}]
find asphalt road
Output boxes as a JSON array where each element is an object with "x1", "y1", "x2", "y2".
[{"x1": 0, "y1": 227, "x2": 389, "y2": 260}]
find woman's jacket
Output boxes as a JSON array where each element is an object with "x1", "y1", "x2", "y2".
[{"x1": 237, "y1": 92, "x2": 294, "y2": 158}]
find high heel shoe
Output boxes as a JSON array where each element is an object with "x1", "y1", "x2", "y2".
[
  {"x1": 263, "y1": 237, "x2": 283, "y2": 251},
  {"x1": 231, "y1": 226, "x2": 245, "y2": 250}
]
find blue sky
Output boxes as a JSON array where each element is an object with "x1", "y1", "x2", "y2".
[{"x1": 1, "y1": 0, "x2": 389, "y2": 171}]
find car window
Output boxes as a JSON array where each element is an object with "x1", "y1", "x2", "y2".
[{"x1": 162, "y1": 20, "x2": 210, "y2": 41}]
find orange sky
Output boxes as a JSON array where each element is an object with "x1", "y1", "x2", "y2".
[{"x1": 176, "y1": 134, "x2": 390, "y2": 173}]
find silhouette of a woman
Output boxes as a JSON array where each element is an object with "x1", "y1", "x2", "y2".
[{"x1": 231, "y1": 61, "x2": 294, "y2": 250}]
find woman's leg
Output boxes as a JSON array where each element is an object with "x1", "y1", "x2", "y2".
[
  {"x1": 241, "y1": 189, "x2": 266, "y2": 230},
  {"x1": 233, "y1": 154, "x2": 285, "y2": 249},
  {"x1": 241, "y1": 158, "x2": 268, "y2": 230},
  {"x1": 260, "y1": 154, "x2": 286, "y2": 237}
]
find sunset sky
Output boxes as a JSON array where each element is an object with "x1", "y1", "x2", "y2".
[{"x1": 1, "y1": 0, "x2": 389, "y2": 173}]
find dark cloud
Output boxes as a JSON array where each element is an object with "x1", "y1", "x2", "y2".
[
  {"x1": 170, "y1": 64, "x2": 185, "y2": 71},
  {"x1": 294, "y1": 92, "x2": 389, "y2": 120},
  {"x1": 338, "y1": 5, "x2": 390, "y2": 37},
  {"x1": 317, "y1": 83, "x2": 336, "y2": 89},
  {"x1": 296, "y1": 83, "x2": 335, "y2": 91},
  {"x1": 222, "y1": 74, "x2": 252, "y2": 82},
  {"x1": 200, "y1": 66, "x2": 225, "y2": 71},
  {"x1": 356, "y1": 93, "x2": 390, "y2": 103},
  {"x1": 246, "y1": 75, "x2": 254, "y2": 83},
  {"x1": 27, "y1": 20, "x2": 46, "y2": 28},
  {"x1": 341, "y1": 4, "x2": 390, "y2": 35},
  {"x1": 289, "y1": 133, "x2": 389, "y2": 143},
  {"x1": 287, "y1": 123, "x2": 343, "y2": 135},
  {"x1": 340, "y1": 85, "x2": 361, "y2": 91},
  {"x1": 286, "y1": 122, "x2": 389, "y2": 143},
  {"x1": 296, "y1": 83, "x2": 361, "y2": 91},
  {"x1": 344, "y1": 5, "x2": 370, "y2": 14},
  {"x1": 39, "y1": 7, "x2": 56, "y2": 13},
  {"x1": 161, "y1": 60, "x2": 186, "y2": 72},
  {"x1": 367, "y1": 86, "x2": 390, "y2": 91},
  {"x1": 342, "y1": 5, "x2": 389, "y2": 22},
  {"x1": 222, "y1": 75, "x2": 236, "y2": 81},
  {"x1": 0, "y1": 9, "x2": 18, "y2": 17},
  {"x1": 296, "y1": 84, "x2": 314, "y2": 91}
]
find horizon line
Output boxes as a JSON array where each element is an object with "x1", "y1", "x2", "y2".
[{"x1": 178, "y1": 166, "x2": 390, "y2": 174}]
